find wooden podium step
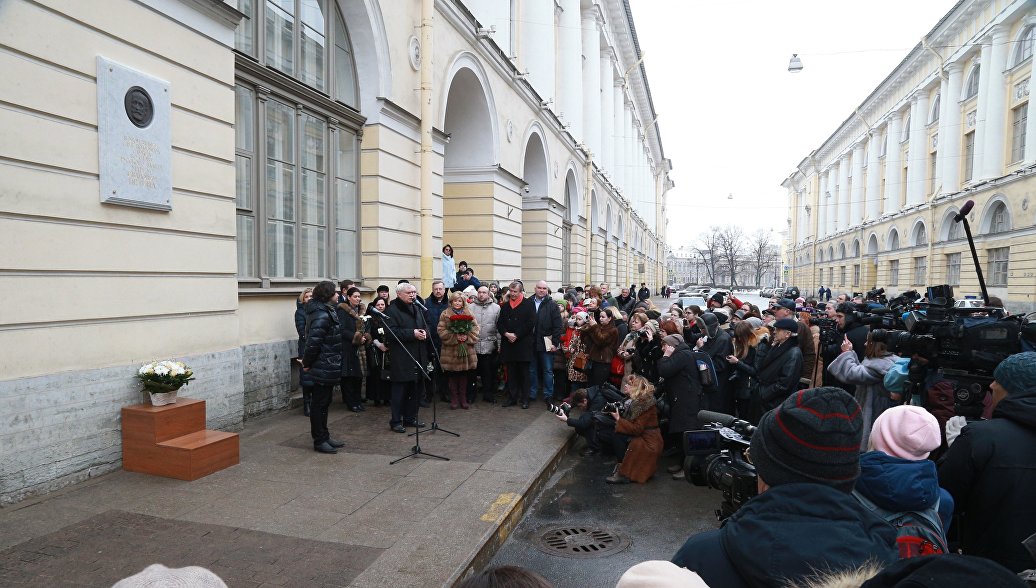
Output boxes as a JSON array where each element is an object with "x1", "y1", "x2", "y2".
[{"x1": 122, "y1": 398, "x2": 239, "y2": 481}]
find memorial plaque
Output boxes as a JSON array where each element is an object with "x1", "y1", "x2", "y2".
[{"x1": 97, "y1": 57, "x2": 172, "y2": 210}]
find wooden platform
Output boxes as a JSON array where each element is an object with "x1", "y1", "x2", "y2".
[{"x1": 122, "y1": 397, "x2": 239, "y2": 481}]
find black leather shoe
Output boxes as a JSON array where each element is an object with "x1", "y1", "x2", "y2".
[
  {"x1": 349, "y1": 405, "x2": 362, "y2": 413},
  {"x1": 327, "y1": 438, "x2": 345, "y2": 448},
  {"x1": 521, "y1": 402, "x2": 529, "y2": 409},
  {"x1": 314, "y1": 441, "x2": 338, "y2": 454},
  {"x1": 355, "y1": 404, "x2": 366, "y2": 412},
  {"x1": 405, "y1": 420, "x2": 426, "y2": 428},
  {"x1": 391, "y1": 424, "x2": 406, "y2": 433}
]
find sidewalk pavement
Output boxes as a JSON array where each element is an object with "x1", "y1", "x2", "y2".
[{"x1": 0, "y1": 397, "x2": 573, "y2": 587}]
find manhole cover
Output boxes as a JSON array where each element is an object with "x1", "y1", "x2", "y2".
[{"x1": 533, "y1": 526, "x2": 630, "y2": 558}]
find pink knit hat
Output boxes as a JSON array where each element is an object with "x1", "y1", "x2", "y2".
[{"x1": 869, "y1": 405, "x2": 941, "y2": 460}]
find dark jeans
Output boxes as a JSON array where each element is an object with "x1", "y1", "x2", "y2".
[
  {"x1": 568, "y1": 412, "x2": 598, "y2": 450},
  {"x1": 596, "y1": 418, "x2": 631, "y2": 460},
  {"x1": 390, "y1": 381, "x2": 420, "y2": 426},
  {"x1": 505, "y1": 361, "x2": 530, "y2": 404},
  {"x1": 309, "y1": 383, "x2": 334, "y2": 446},
  {"x1": 529, "y1": 350, "x2": 554, "y2": 401},
  {"x1": 588, "y1": 361, "x2": 611, "y2": 387},
  {"x1": 553, "y1": 368, "x2": 569, "y2": 402},
  {"x1": 340, "y1": 376, "x2": 362, "y2": 407},
  {"x1": 477, "y1": 352, "x2": 499, "y2": 401}
]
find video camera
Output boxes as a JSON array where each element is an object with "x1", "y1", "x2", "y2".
[
  {"x1": 808, "y1": 313, "x2": 840, "y2": 347},
  {"x1": 684, "y1": 410, "x2": 757, "y2": 521},
  {"x1": 869, "y1": 284, "x2": 1024, "y2": 418},
  {"x1": 865, "y1": 287, "x2": 888, "y2": 305}
]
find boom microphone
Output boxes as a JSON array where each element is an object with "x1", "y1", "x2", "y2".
[
  {"x1": 954, "y1": 200, "x2": 975, "y2": 222},
  {"x1": 698, "y1": 410, "x2": 738, "y2": 427}
]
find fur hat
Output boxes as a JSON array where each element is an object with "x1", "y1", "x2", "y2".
[
  {"x1": 750, "y1": 387, "x2": 863, "y2": 492},
  {"x1": 870, "y1": 405, "x2": 941, "y2": 460}
]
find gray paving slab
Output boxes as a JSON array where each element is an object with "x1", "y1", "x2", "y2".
[{"x1": 0, "y1": 396, "x2": 573, "y2": 587}]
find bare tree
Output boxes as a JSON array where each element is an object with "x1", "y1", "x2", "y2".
[
  {"x1": 716, "y1": 225, "x2": 746, "y2": 288},
  {"x1": 694, "y1": 226, "x2": 722, "y2": 286},
  {"x1": 748, "y1": 229, "x2": 780, "y2": 287}
]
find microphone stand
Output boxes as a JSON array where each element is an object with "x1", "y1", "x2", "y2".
[
  {"x1": 373, "y1": 307, "x2": 449, "y2": 464},
  {"x1": 411, "y1": 300, "x2": 460, "y2": 438}
]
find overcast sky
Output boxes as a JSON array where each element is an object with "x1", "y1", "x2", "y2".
[{"x1": 630, "y1": 0, "x2": 961, "y2": 251}]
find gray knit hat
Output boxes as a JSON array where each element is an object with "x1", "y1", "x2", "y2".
[
  {"x1": 749, "y1": 387, "x2": 863, "y2": 492},
  {"x1": 993, "y1": 351, "x2": 1036, "y2": 395}
]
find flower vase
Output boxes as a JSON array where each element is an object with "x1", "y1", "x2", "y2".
[{"x1": 148, "y1": 389, "x2": 179, "y2": 406}]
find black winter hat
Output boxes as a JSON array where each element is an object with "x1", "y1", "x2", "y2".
[
  {"x1": 860, "y1": 554, "x2": 1026, "y2": 587},
  {"x1": 749, "y1": 387, "x2": 863, "y2": 492}
]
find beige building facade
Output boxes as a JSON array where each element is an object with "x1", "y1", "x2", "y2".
[
  {"x1": 783, "y1": 0, "x2": 1036, "y2": 314},
  {"x1": 0, "y1": 0, "x2": 670, "y2": 504}
]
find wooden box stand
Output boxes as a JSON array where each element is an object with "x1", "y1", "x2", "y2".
[{"x1": 122, "y1": 397, "x2": 239, "y2": 481}]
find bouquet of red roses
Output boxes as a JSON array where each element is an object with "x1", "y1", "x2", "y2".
[{"x1": 448, "y1": 313, "x2": 476, "y2": 358}]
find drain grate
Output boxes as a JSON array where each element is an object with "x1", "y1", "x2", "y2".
[{"x1": 533, "y1": 525, "x2": 631, "y2": 558}]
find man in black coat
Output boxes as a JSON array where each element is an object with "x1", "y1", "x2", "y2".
[
  {"x1": 673, "y1": 387, "x2": 897, "y2": 586},
  {"x1": 301, "y1": 280, "x2": 345, "y2": 454},
  {"x1": 821, "y1": 302, "x2": 868, "y2": 395},
  {"x1": 637, "y1": 283, "x2": 650, "y2": 302},
  {"x1": 614, "y1": 287, "x2": 636, "y2": 317},
  {"x1": 939, "y1": 352, "x2": 1036, "y2": 572},
  {"x1": 497, "y1": 281, "x2": 536, "y2": 408},
  {"x1": 696, "y1": 312, "x2": 734, "y2": 414},
  {"x1": 530, "y1": 280, "x2": 563, "y2": 403},
  {"x1": 423, "y1": 280, "x2": 450, "y2": 405},
  {"x1": 384, "y1": 282, "x2": 430, "y2": 433}
]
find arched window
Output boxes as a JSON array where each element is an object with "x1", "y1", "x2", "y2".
[
  {"x1": 902, "y1": 116, "x2": 911, "y2": 142},
  {"x1": 819, "y1": 249, "x2": 825, "y2": 262},
  {"x1": 838, "y1": 243, "x2": 847, "y2": 260},
  {"x1": 988, "y1": 202, "x2": 1010, "y2": 234},
  {"x1": 852, "y1": 239, "x2": 860, "y2": 258},
  {"x1": 233, "y1": 2, "x2": 364, "y2": 283},
  {"x1": 930, "y1": 94, "x2": 940, "y2": 124},
  {"x1": 1014, "y1": 25, "x2": 1035, "y2": 66},
  {"x1": 963, "y1": 65, "x2": 980, "y2": 100},
  {"x1": 948, "y1": 215, "x2": 964, "y2": 240},
  {"x1": 913, "y1": 222, "x2": 927, "y2": 246},
  {"x1": 888, "y1": 229, "x2": 900, "y2": 251}
]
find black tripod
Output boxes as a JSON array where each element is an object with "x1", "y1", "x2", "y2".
[
  {"x1": 410, "y1": 322, "x2": 459, "y2": 439},
  {"x1": 375, "y1": 308, "x2": 449, "y2": 464}
]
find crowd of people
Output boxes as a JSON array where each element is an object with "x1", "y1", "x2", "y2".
[{"x1": 295, "y1": 257, "x2": 1036, "y2": 585}]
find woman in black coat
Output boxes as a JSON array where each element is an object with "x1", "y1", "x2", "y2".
[
  {"x1": 295, "y1": 288, "x2": 314, "y2": 416},
  {"x1": 337, "y1": 287, "x2": 370, "y2": 412},
  {"x1": 301, "y1": 280, "x2": 345, "y2": 454},
  {"x1": 365, "y1": 296, "x2": 391, "y2": 407},
  {"x1": 656, "y1": 333, "x2": 707, "y2": 480},
  {"x1": 729, "y1": 319, "x2": 803, "y2": 424},
  {"x1": 497, "y1": 282, "x2": 537, "y2": 408}
]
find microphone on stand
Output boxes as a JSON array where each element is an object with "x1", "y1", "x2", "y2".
[
  {"x1": 414, "y1": 299, "x2": 429, "y2": 312},
  {"x1": 369, "y1": 307, "x2": 392, "y2": 321}
]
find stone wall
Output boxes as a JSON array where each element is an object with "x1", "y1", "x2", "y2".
[
  {"x1": 0, "y1": 348, "x2": 244, "y2": 505},
  {"x1": 241, "y1": 339, "x2": 297, "y2": 419}
]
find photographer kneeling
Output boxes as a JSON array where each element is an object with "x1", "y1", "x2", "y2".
[
  {"x1": 554, "y1": 388, "x2": 602, "y2": 456},
  {"x1": 672, "y1": 387, "x2": 897, "y2": 587},
  {"x1": 601, "y1": 374, "x2": 664, "y2": 484}
]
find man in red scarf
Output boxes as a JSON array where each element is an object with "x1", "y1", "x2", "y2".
[{"x1": 497, "y1": 281, "x2": 536, "y2": 408}]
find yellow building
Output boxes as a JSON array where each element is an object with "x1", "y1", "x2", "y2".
[
  {"x1": 783, "y1": 0, "x2": 1036, "y2": 314},
  {"x1": 0, "y1": 0, "x2": 670, "y2": 504}
]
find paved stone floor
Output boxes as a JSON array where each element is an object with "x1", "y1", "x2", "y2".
[{"x1": 0, "y1": 398, "x2": 570, "y2": 587}]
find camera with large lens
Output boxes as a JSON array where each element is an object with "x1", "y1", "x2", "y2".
[
  {"x1": 684, "y1": 410, "x2": 758, "y2": 521},
  {"x1": 602, "y1": 401, "x2": 622, "y2": 415},
  {"x1": 547, "y1": 402, "x2": 571, "y2": 417},
  {"x1": 809, "y1": 314, "x2": 840, "y2": 347}
]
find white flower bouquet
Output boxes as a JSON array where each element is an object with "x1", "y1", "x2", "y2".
[{"x1": 137, "y1": 360, "x2": 195, "y2": 394}]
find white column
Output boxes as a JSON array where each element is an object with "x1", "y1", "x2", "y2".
[
  {"x1": 974, "y1": 41, "x2": 993, "y2": 170},
  {"x1": 599, "y1": 49, "x2": 614, "y2": 175},
  {"x1": 907, "y1": 93, "x2": 929, "y2": 206},
  {"x1": 580, "y1": 7, "x2": 601, "y2": 154},
  {"x1": 884, "y1": 114, "x2": 903, "y2": 214},
  {"x1": 850, "y1": 142, "x2": 865, "y2": 226},
  {"x1": 558, "y1": 0, "x2": 582, "y2": 139},
  {"x1": 613, "y1": 82, "x2": 625, "y2": 190},
  {"x1": 520, "y1": 0, "x2": 555, "y2": 104},
  {"x1": 836, "y1": 156, "x2": 849, "y2": 232},
  {"x1": 940, "y1": 63, "x2": 964, "y2": 191},
  {"x1": 621, "y1": 101, "x2": 629, "y2": 196},
  {"x1": 865, "y1": 129, "x2": 882, "y2": 220},
  {"x1": 819, "y1": 169, "x2": 831, "y2": 237},
  {"x1": 980, "y1": 25, "x2": 1010, "y2": 179},
  {"x1": 1026, "y1": 79, "x2": 1036, "y2": 164}
]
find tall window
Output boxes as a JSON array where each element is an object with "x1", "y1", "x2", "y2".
[
  {"x1": 852, "y1": 264, "x2": 860, "y2": 287},
  {"x1": 840, "y1": 266, "x2": 846, "y2": 286},
  {"x1": 889, "y1": 259, "x2": 899, "y2": 286},
  {"x1": 234, "y1": 0, "x2": 363, "y2": 284},
  {"x1": 902, "y1": 116, "x2": 911, "y2": 142},
  {"x1": 987, "y1": 247, "x2": 1009, "y2": 286},
  {"x1": 1011, "y1": 103, "x2": 1028, "y2": 163},
  {"x1": 946, "y1": 253, "x2": 961, "y2": 285},
  {"x1": 964, "y1": 131, "x2": 976, "y2": 182},
  {"x1": 963, "y1": 66, "x2": 980, "y2": 100},
  {"x1": 913, "y1": 256, "x2": 927, "y2": 285},
  {"x1": 930, "y1": 94, "x2": 940, "y2": 123},
  {"x1": 1015, "y1": 25, "x2": 1035, "y2": 66},
  {"x1": 948, "y1": 217, "x2": 964, "y2": 240},
  {"x1": 888, "y1": 230, "x2": 900, "y2": 251}
]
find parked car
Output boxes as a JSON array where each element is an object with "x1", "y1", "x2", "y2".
[{"x1": 677, "y1": 296, "x2": 708, "y2": 310}]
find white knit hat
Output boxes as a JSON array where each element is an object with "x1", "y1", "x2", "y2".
[
  {"x1": 616, "y1": 561, "x2": 710, "y2": 587},
  {"x1": 112, "y1": 564, "x2": 228, "y2": 588}
]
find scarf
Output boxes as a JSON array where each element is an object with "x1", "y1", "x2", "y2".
[{"x1": 509, "y1": 293, "x2": 524, "y2": 309}]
